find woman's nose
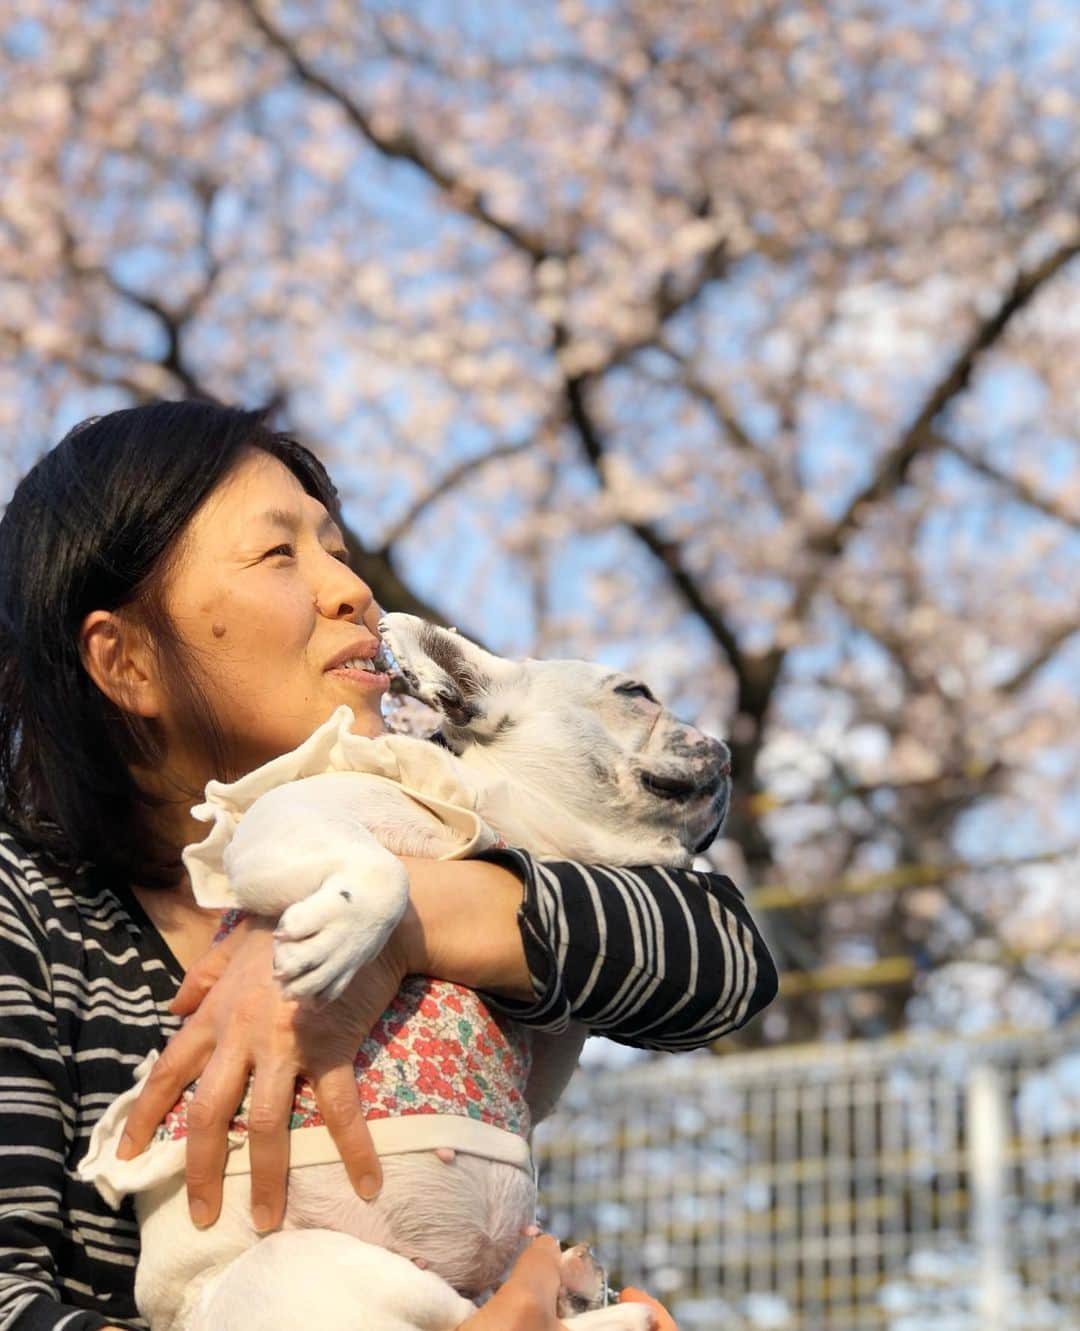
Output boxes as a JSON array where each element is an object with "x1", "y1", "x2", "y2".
[{"x1": 315, "y1": 560, "x2": 374, "y2": 622}]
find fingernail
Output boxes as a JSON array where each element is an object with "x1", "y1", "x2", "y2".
[
  {"x1": 190, "y1": 1200, "x2": 211, "y2": 1229},
  {"x1": 252, "y1": 1204, "x2": 273, "y2": 1233},
  {"x1": 116, "y1": 1132, "x2": 134, "y2": 1161},
  {"x1": 358, "y1": 1173, "x2": 380, "y2": 1200}
]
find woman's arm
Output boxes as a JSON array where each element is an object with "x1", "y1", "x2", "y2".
[
  {"x1": 402, "y1": 850, "x2": 778, "y2": 1047},
  {"x1": 118, "y1": 856, "x2": 533, "y2": 1233},
  {"x1": 395, "y1": 856, "x2": 534, "y2": 1000},
  {"x1": 120, "y1": 851, "x2": 775, "y2": 1232},
  {"x1": 454, "y1": 1236, "x2": 679, "y2": 1331},
  {"x1": 0, "y1": 862, "x2": 118, "y2": 1331}
]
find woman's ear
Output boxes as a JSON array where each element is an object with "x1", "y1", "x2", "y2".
[{"x1": 79, "y1": 610, "x2": 162, "y2": 718}]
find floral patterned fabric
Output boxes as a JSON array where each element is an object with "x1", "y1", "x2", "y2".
[{"x1": 153, "y1": 912, "x2": 533, "y2": 1148}]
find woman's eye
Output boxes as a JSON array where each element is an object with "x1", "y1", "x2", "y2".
[
  {"x1": 329, "y1": 548, "x2": 351, "y2": 565},
  {"x1": 264, "y1": 543, "x2": 295, "y2": 559}
]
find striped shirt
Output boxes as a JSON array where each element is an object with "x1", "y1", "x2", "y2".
[{"x1": 0, "y1": 830, "x2": 776, "y2": 1331}]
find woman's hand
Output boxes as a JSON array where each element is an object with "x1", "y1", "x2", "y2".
[
  {"x1": 619, "y1": 1288, "x2": 679, "y2": 1330},
  {"x1": 455, "y1": 1237, "x2": 681, "y2": 1331},
  {"x1": 116, "y1": 914, "x2": 409, "y2": 1232},
  {"x1": 456, "y1": 1236, "x2": 569, "y2": 1331}
]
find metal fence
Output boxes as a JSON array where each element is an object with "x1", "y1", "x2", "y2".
[{"x1": 534, "y1": 1023, "x2": 1080, "y2": 1330}]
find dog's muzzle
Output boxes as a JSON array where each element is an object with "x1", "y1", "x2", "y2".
[{"x1": 639, "y1": 734, "x2": 731, "y2": 852}]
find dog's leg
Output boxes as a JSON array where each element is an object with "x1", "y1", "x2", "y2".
[
  {"x1": 222, "y1": 772, "x2": 413, "y2": 1001},
  {"x1": 134, "y1": 1173, "x2": 258, "y2": 1331},
  {"x1": 525, "y1": 1023, "x2": 589, "y2": 1125},
  {"x1": 186, "y1": 1229, "x2": 476, "y2": 1331}
]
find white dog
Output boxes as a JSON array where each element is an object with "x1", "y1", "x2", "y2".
[{"x1": 81, "y1": 615, "x2": 731, "y2": 1331}]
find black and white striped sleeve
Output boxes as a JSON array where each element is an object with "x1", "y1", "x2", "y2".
[
  {"x1": 476, "y1": 850, "x2": 778, "y2": 1051},
  {"x1": 0, "y1": 868, "x2": 110, "y2": 1330}
]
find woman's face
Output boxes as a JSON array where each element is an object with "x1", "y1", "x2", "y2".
[{"x1": 158, "y1": 450, "x2": 387, "y2": 780}]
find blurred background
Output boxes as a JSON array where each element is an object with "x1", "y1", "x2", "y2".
[{"x1": 1, "y1": 1, "x2": 1077, "y2": 1326}]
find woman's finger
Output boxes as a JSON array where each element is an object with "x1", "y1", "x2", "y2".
[
  {"x1": 504, "y1": 1234, "x2": 563, "y2": 1305},
  {"x1": 245, "y1": 1056, "x2": 298, "y2": 1232},
  {"x1": 618, "y1": 1288, "x2": 679, "y2": 1330},
  {"x1": 290, "y1": 941, "x2": 409, "y2": 1202},
  {"x1": 456, "y1": 1235, "x2": 565, "y2": 1330},
  {"x1": 169, "y1": 955, "x2": 226, "y2": 1017},
  {"x1": 182, "y1": 1042, "x2": 253, "y2": 1228},
  {"x1": 116, "y1": 1022, "x2": 214, "y2": 1159},
  {"x1": 307, "y1": 1062, "x2": 382, "y2": 1200}
]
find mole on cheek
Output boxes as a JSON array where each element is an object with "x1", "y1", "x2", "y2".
[{"x1": 211, "y1": 623, "x2": 227, "y2": 639}]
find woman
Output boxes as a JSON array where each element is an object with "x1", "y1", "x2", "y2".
[{"x1": 0, "y1": 401, "x2": 776, "y2": 1330}]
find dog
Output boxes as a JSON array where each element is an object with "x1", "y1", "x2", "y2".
[{"x1": 80, "y1": 614, "x2": 731, "y2": 1331}]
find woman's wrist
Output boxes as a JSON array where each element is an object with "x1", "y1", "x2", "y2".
[{"x1": 394, "y1": 857, "x2": 534, "y2": 1001}]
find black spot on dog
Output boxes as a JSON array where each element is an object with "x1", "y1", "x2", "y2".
[
  {"x1": 468, "y1": 715, "x2": 517, "y2": 746},
  {"x1": 419, "y1": 625, "x2": 489, "y2": 705},
  {"x1": 556, "y1": 1291, "x2": 597, "y2": 1318},
  {"x1": 438, "y1": 689, "x2": 479, "y2": 727}
]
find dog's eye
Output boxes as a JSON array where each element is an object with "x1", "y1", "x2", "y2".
[{"x1": 615, "y1": 682, "x2": 657, "y2": 703}]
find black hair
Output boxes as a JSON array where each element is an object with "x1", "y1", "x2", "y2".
[{"x1": 0, "y1": 400, "x2": 340, "y2": 888}]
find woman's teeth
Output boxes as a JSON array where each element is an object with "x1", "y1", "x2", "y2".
[{"x1": 333, "y1": 646, "x2": 393, "y2": 674}]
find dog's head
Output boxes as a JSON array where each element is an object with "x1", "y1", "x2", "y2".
[{"x1": 379, "y1": 613, "x2": 731, "y2": 864}]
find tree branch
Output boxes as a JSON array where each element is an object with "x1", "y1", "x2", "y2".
[
  {"x1": 997, "y1": 618, "x2": 1080, "y2": 695},
  {"x1": 342, "y1": 535, "x2": 461, "y2": 629},
  {"x1": 937, "y1": 430, "x2": 1080, "y2": 531},
  {"x1": 793, "y1": 234, "x2": 1080, "y2": 620},
  {"x1": 377, "y1": 436, "x2": 539, "y2": 551},
  {"x1": 56, "y1": 214, "x2": 218, "y2": 402},
  {"x1": 241, "y1": 0, "x2": 555, "y2": 262},
  {"x1": 654, "y1": 338, "x2": 796, "y2": 511},
  {"x1": 562, "y1": 370, "x2": 758, "y2": 687},
  {"x1": 588, "y1": 225, "x2": 730, "y2": 378}
]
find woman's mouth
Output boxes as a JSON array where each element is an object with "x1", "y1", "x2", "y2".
[{"x1": 327, "y1": 649, "x2": 392, "y2": 691}]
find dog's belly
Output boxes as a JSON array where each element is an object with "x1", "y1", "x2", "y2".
[
  {"x1": 133, "y1": 1150, "x2": 535, "y2": 1330},
  {"x1": 283, "y1": 1151, "x2": 536, "y2": 1299}
]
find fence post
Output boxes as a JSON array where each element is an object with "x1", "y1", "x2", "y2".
[{"x1": 967, "y1": 1060, "x2": 1008, "y2": 1331}]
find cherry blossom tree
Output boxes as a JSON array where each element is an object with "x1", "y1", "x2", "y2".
[{"x1": 2, "y1": 0, "x2": 1077, "y2": 1042}]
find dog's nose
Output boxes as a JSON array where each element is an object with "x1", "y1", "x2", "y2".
[{"x1": 698, "y1": 736, "x2": 731, "y2": 781}]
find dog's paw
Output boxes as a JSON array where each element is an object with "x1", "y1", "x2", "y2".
[
  {"x1": 378, "y1": 614, "x2": 481, "y2": 726},
  {"x1": 272, "y1": 870, "x2": 408, "y2": 1002},
  {"x1": 558, "y1": 1243, "x2": 608, "y2": 1314},
  {"x1": 378, "y1": 615, "x2": 437, "y2": 699}
]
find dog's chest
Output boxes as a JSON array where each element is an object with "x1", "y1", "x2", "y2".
[{"x1": 152, "y1": 970, "x2": 533, "y2": 1148}]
